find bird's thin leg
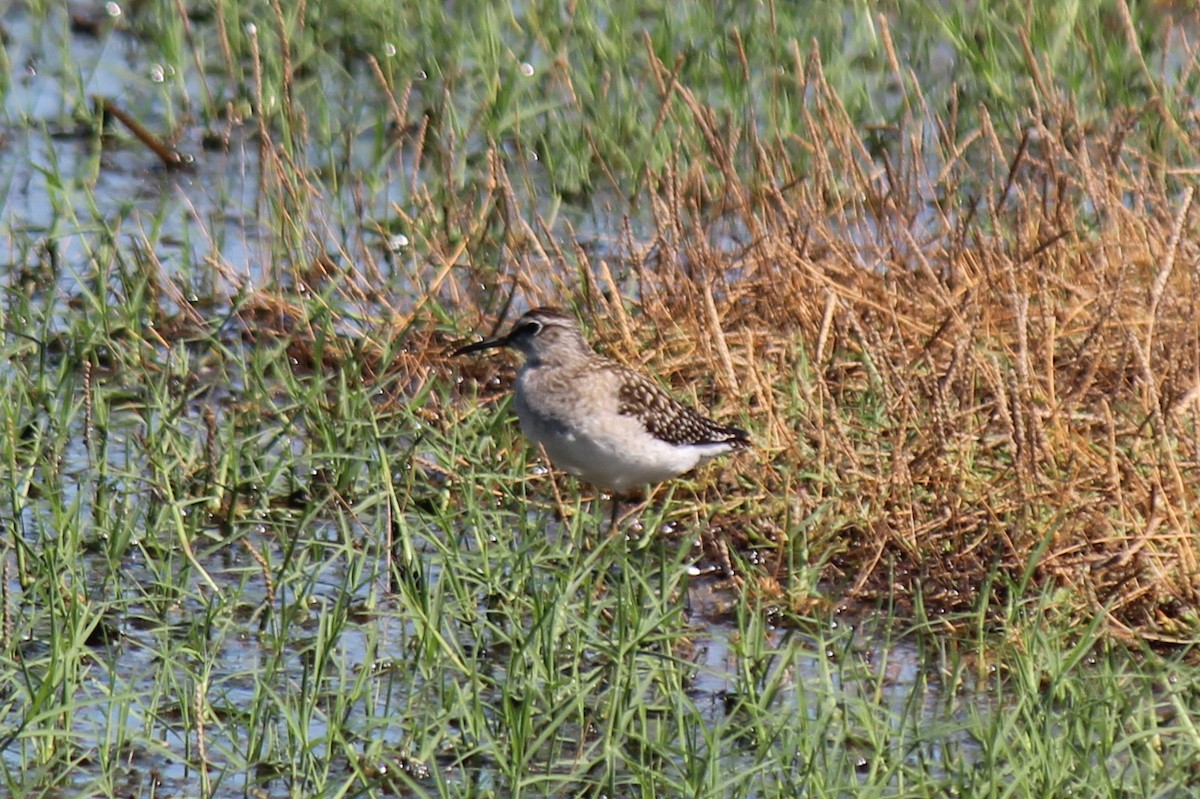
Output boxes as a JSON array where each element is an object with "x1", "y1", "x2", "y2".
[
  {"x1": 540, "y1": 445, "x2": 571, "y2": 522},
  {"x1": 608, "y1": 494, "x2": 622, "y2": 537},
  {"x1": 701, "y1": 526, "x2": 738, "y2": 581},
  {"x1": 616, "y1": 490, "x2": 651, "y2": 537}
]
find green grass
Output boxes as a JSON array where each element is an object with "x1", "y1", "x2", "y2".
[
  {"x1": 3, "y1": 0, "x2": 1200, "y2": 796},
  {"x1": 2, "y1": 266, "x2": 1200, "y2": 794}
]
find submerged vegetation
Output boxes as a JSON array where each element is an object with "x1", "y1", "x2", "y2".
[{"x1": 2, "y1": 0, "x2": 1200, "y2": 795}]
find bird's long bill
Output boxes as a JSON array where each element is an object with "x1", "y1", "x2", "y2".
[{"x1": 453, "y1": 335, "x2": 509, "y2": 357}]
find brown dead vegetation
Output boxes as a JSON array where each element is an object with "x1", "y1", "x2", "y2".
[
  {"x1": 221, "y1": 41, "x2": 1200, "y2": 644},
  {"x1": 435, "y1": 54, "x2": 1200, "y2": 645}
]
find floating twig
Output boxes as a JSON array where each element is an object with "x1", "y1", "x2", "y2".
[{"x1": 97, "y1": 97, "x2": 192, "y2": 171}]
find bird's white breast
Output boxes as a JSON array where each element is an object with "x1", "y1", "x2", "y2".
[{"x1": 513, "y1": 364, "x2": 727, "y2": 494}]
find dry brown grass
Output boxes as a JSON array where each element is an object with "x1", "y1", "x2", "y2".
[
  {"x1": 219, "y1": 39, "x2": 1200, "y2": 644},
  {"x1": 404, "y1": 51, "x2": 1200, "y2": 644}
]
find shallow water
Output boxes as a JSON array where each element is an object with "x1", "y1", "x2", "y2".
[
  {"x1": 3, "y1": 4, "x2": 1197, "y2": 796},
  {"x1": 3, "y1": 532, "x2": 983, "y2": 797}
]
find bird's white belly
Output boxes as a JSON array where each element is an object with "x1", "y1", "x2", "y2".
[{"x1": 514, "y1": 394, "x2": 707, "y2": 493}]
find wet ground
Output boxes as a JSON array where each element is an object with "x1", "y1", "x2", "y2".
[{"x1": 5, "y1": 4, "x2": 1183, "y2": 796}]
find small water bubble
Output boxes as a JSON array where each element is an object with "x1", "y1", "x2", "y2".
[
  {"x1": 105, "y1": 2, "x2": 122, "y2": 16},
  {"x1": 520, "y1": 62, "x2": 534, "y2": 77},
  {"x1": 389, "y1": 233, "x2": 409, "y2": 250},
  {"x1": 383, "y1": 43, "x2": 397, "y2": 57}
]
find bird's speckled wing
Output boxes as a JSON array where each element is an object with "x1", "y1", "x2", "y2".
[{"x1": 616, "y1": 371, "x2": 749, "y2": 447}]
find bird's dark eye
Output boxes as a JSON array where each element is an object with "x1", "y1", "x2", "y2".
[{"x1": 515, "y1": 321, "x2": 542, "y2": 336}]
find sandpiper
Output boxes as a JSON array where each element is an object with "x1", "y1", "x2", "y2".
[{"x1": 454, "y1": 306, "x2": 749, "y2": 525}]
